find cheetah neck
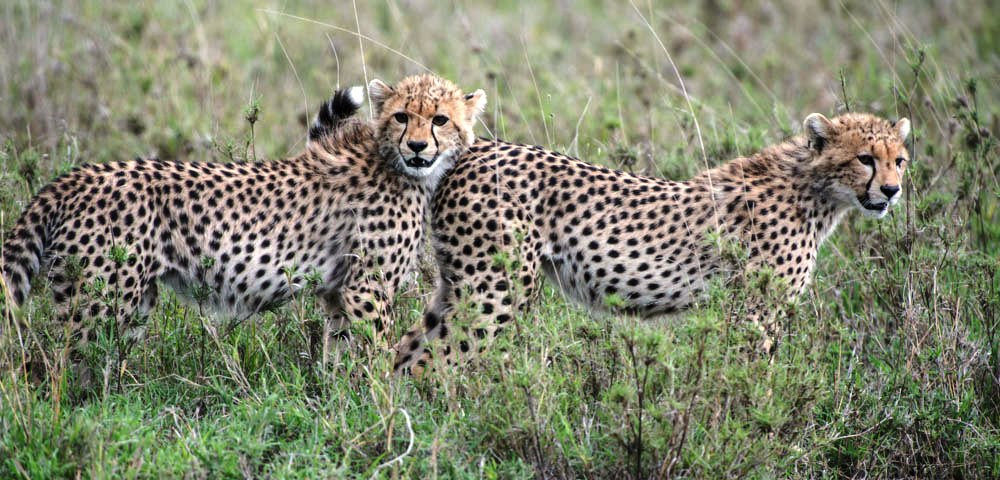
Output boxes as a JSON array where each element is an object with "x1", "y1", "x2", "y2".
[{"x1": 703, "y1": 136, "x2": 853, "y2": 249}]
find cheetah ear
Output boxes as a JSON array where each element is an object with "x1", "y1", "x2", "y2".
[
  {"x1": 367, "y1": 79, "x2": 393, "y2": 114},
  {"x1": 464, "y1": 89, "x2": 487, "y2": 118},
  {"x1": 804, "y1": 113, "x2": 834, "y2": 152},
  {"x1": 894, "y1": 118, "x2": 911, "y2": 141}
]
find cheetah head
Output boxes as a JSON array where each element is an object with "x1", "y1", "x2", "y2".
[
  {"x1": 805, "y1": 112, "x2": 911, "y2": 218},
  {"x1": 369, "y1": 74, "x2": 486, "y2": 186}
]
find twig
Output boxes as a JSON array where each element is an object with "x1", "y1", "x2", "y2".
[
  {"x1": 839, "y1": 69, "x2": 851, "y2": 112},
  {"x1": 370, "y1": 408, "x2": 415, "y2": 479},
  {"x1": 829, "y1": 413, "x2": 892, "y2": 442},
  {"x1": 351, "y1": 0, "x2": 372, "y2": 118},
  {"x1": 521, "y1": 36, "x2": 552, "y2": 147},
  {"x1": 273, "y1": 32, "x2": 308, "y2": 149},
  {"x1": 570, "y1": 96, "x2": 593, "y2": 158},
  {"x1": 325, "y1": 33, "x2": 341, "y2": 90},
  {"x1": 256, "y1": 9, "x2": 431, "y2": 74}
]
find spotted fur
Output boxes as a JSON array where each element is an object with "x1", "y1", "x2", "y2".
[{"x1": 393, "y1": 112, "x2": 911, "y2": 373}]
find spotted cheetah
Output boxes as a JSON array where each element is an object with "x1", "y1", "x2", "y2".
[
  {"x1": 0, "y1": 74, "x2": 486, "y2": 359},
  {"x1": 393, "y1": 112, "x2": 911, "y2": 373}
]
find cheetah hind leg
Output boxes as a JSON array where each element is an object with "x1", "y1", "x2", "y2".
[{"x1": 45, "y1": 264, "x2": 152, "y2": 391}]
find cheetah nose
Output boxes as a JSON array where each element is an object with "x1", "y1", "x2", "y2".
[
  {"x1": 880, "y1": 184, "x2": 900, "y2": 198},
  {"x1": 407, "y1": 140, "x2": 428, "y2": 153}
]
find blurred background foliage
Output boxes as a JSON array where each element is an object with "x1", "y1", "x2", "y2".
[{"x1": 1, "y1": 0, "x2": 998, "y2": 478}]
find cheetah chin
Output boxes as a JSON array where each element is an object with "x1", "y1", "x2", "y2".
[
  {"x1": 855, "y1": 194, "x2": 894, "y2": 218},
  {"x1": 393, "y1": 149, "x2": 458, "y2": 187}
]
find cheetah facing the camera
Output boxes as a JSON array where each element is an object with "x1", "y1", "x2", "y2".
[
  {"x1": 394, "y1": 112, "x2": 911, "y2": 373},
  {"x1": 1, "y1": 74, "x2": 486, "y2": 356}
]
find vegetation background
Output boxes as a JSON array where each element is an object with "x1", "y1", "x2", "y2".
[{"x1": 1, "y1": 0, "x2": 998, "y2": 477}]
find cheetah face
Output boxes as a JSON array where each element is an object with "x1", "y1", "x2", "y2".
[
  {"x1": 369, "y1": 75, "x2": 486, "y2": 186},
  {"x1": 805, "y1": 113, "x2": 911, "y2": 218}
]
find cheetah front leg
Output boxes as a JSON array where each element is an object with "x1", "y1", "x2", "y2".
[
  {"x1": 318, "y1": 248, "x2": 405, "y2": 353},
  {"x1": 746, "y1": 302, "x2": 782, "y2": 357},
  {"x1": 740, "y1": 271, "x2": 795, "y2": 359},
  {"x1": 394, "y1": 221, "x2": 543, "y2": 375},
  {"x1": 339, "y1": 280, "x2": 393, "y2": 339},
  {"x1": 311, "y1": 229, "x2": 415, "y2": 361},
  {"x1": 311, "y1": 277, "x2": 396, "y2": 365}
]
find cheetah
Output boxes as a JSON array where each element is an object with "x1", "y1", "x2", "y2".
[
  {"x1": 392, "y1": 112, "x2": 911, "y2": 373},
  {"x1": 0, "y1": 74, "x2": 486, "y2": 361}
]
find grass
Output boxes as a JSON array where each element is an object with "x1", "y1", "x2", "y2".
[{"x1": 1, "y1": 0, "x2": 999, "y2": 477}]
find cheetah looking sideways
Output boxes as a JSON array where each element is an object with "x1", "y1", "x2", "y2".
[
  {"x1": 394, "y1": 112, "x2": 911, "y2": 373},
  {"x1": 0, "y1": 74, "x2": 486, "y2": 354}
]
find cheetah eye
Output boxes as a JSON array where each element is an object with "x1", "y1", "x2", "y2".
[
  {"x1": 393, "y1": 112, "x2": 408, "y2": 123},
  {"x1": 432, "y1": 115, "x2": 449, "y2": 126},
  {"x1": 856, "y1": 154, "x2": 875, "y2": 167},
  {"x1": 895, "y1": 157, "x2": 906, "y2": 168}
]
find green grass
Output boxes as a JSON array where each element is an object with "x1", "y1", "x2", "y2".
[{"x1": 1, "y1": 0, "x2": 999, "y2": 477}]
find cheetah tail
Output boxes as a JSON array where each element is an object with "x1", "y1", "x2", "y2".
[{"x1": 308, "y1": 85, "x2": 365, "y2": 142}]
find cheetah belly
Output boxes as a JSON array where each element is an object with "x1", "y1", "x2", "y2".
[
  {"x1": 540, "y1": 210, "x2": 723, "y2": 316},
  {"x1": 543, "y1": 241, "x2": 717, "y2": 316},
  {"x1": 159, "y1": 212, "x2": 353, "y2": 317}
]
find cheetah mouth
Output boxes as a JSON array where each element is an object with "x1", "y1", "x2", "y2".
[
  {"x1": 403, "y1": 155, "x2": 435, "y2": 169},
  {"x1": 391, "y1": 147, "x2": 457, "y2": 183},
  {"x1": 859, "y1": 196, "x2": 889, "y2": 213},
  {"x1": 397, "y1": 147, "x2": 438, "y2": 170}
]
